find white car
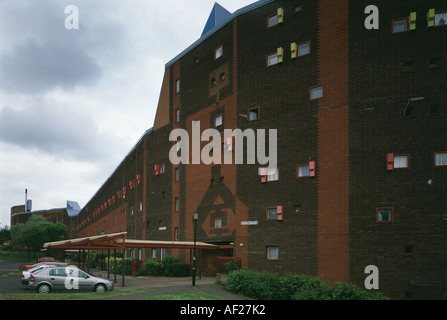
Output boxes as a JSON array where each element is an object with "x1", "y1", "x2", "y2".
[{"x1": 22, "y1": 262, "x2": 68, "y2": 285}]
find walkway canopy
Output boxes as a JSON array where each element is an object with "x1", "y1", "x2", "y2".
[{"x1": 42, "y1": 232, "x2": 220, "y2": 287}]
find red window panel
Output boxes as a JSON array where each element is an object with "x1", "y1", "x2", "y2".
[
  {"x1": 155, "y1": 165, "x2": 160, "y2": 176},
  {"x1": 129, "y1": 180, "x2": 134, "y2": 190},
  {"x1": 277, "y1": 206, "x2": 284, "y2": 221},
  {"x1": 309, "y1": 161, "x2": 316, "y2": 177},
  {"x1": 137, "y1": 174, "x2": 142, "y2": 184},
  {"x1": 387, "y1": 153, "x2": 395, "y2": 170},
  {"x1": 260, "y1": 168, "x2": 268, "y2": 183}
]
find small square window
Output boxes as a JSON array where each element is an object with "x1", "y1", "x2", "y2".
[
  {"x1": 210, "y1": 78, "x2": 216, "y2": 87},
  {"x1": 377, "y1": 207, "x2": 393, "y2": 223},
  {"x1": 435, "y1": 12, "x2": 447, "y2": 26},
  {"x1": 394, "y1": 155, "x2": 409, "y2": 169},
  {"x1": 267, "y1": 52, "x2": 279, "y2": 67},
  {"x1": 159, "y1": 164, "x2": 166, "y2": 174},
  {"x1": 214, "y1": 114, "x2": 223, "y2": 127},
  {"x1": 220, "y1": 72, "x2": 226, "y2": 81},
  {"x1": 267, "y1": 207, "x2": 278, "y2": 220},
  {"x1": 392, "y1": 18, "x2": 408, "y2": 34},
  {"x1": 248, "y1": 107, "x2": 260, "y2": 121},
  {"x1": 310, "y1": 86, "x2": 323, "y2": 100},
  {"x1": 215, "y1": 45, "x2": 223, "y2": 60},
  {"x1": 266, "y1": 168, "x2": 279, "y2": 182},
  {"x1": 267, "y1": 14, "x2": 278, "y2": 28},
  {"x1": 298, "y1": 41, "x2": 310, "y2": 57},
  {"x1": 297, "y1": 164, "x2": 310, "y2": 178},
  {"x1": 214, "y1": 218, "x2": 222, "y2": 229},
  {"x1": 267, "y1": 247, "x2": 279, "y2": 260},
  {"x1": 294, "y1": 5, "x2": 302, "y2": 13},
  {"x1": 435, "y1": 152, "x2": 447, "y2": 167},
  {"x1": 219, "y1": 176, "x2": 225, "y2": 184}
]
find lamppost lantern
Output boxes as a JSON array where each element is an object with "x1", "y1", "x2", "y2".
[{"x1": 192, "y1": 209, "x2": 198, "y2": 286}]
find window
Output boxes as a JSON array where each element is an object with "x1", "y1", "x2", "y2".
[
  {"x1": 260, "y1": 168, "x2": 279, "y2": 183},
  {"x1": 210, "y1": 77, "x2": 216, "y2": 87},
  {"x1": 377, "y1": 207, "x2": 393, "y2": 223},
  {"x1": 392, "y1": 18, "x2": 408, "y2": 34},
  {"x1": 214, "y1": 114, "x2": 223, "y2": 127},
  {"x1": 175, "y1": 167, "x2": 180, "y2": 181},
  {"x1": 49, "y1": 268, "x2": 67, "y2": 277},
  {"x1": 435, "y1": 11, "x2": 447, "y2": 26},
  {"x1": 176, "y1": 79, "x2": 181, "y2": 93},
  {"x1": 219, "y1": 176, "x2": 225, "y2": 184},
  {"x1": 248, "y1": 107, "x2": 260, "y2": 121},
  {"x1": 266, "y1": 206, "x2": 283, "y2": 221},
  {"x1": 298, "y1": 41, "x2": 310, "y2": 57},
  {"x1": 219, "y1": 72, "x2": 226, "y2": 81},
  {"x1": 174, "y1": 227, "x2": 179, "y2": 241},
  {"x1": 267, "y1": 247, "x2": 279, "y2": 260},
  {"x1": 176, "y1": 108, "x2": 180, "y2": 122},
  {"x1": 267, "y1": 14, "x2": 278, "y2": 28},
  {"x1": 294, "y1": 4, "x2": 302, "y2": 13},
  {"x1": 297, "y1": 162, "x2": 316, "y2": 178},
  {"x1": 394, "y1": 154, "x2": 409, "y2": 169},
  {"x1": 139, "y1": 202, "x2": 143, "y2": 212},
  {"x1": 310, "y1": 86, "x2": 323, "y2": 100},
  {"x1": 159, "y1": 164, "x2": 166, "y2": 174},
  {"x1": 215, "y1": 45, "x2": 223, "y2": 60},
  {"x1": 214, "y1": 218, "x2": 222, "y2": 229},
  {"x1": 175, "y1": 198, "x2": 180, "y2": 212},
  {"x1": 435, "y1": 152, "x2": 447, "y2": 167},
  {"x1": 267, "y1": 52, "x2": 279, "y2": 67}
]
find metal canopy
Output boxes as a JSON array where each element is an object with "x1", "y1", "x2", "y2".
[{"x1": 42, "y1": 232, "x2": 220, "y2": 288}]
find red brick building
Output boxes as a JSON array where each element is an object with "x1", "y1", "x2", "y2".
[{"x1": 66, "y1": 0, "x2": 446, "y2": 299}]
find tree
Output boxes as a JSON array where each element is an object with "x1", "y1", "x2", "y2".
[
  {"x1": 0, "y1": 225, "x2": 11, "y2": 245},
  {"x1": 11, "y1": 215, "x2": 68, "y2": 258}
]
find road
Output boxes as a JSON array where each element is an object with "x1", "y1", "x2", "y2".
[{"x1": 0, "y1": 260, "x2": 30, "y2": 295}]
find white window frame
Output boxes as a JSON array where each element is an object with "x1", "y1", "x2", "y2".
[
  {"x1": 267, "y1": 247, "x2": 279, "y2": 260},
  {"x1": 267, "y1": 53, "x2": 279, "y2": 67},
  {"x1": 435, "y1": 152, "x2": 447, "y2": 167}
]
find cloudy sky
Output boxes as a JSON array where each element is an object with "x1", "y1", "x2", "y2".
[{"x1": 0, "y1": 0, "x2": 257, "y2": 228}]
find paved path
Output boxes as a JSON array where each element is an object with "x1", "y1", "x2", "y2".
[{"x1": 89, "y1": 271, "x2": 247, "y2": 300}]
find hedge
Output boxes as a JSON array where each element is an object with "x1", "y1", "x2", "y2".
[
  {"x1": 143, "y1": 256, "x2": 190, "y2": 277},
  {"x1": 105, "y1": 257, "x2": 133, "y2": 275},
  {"x1": 224, "y1": 269, "x2": 390, "y2": 300}
]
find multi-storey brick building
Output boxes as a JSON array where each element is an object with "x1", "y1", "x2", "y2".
[{"x1": 59, "y1": 0, "x2": 447, "y2": 299}]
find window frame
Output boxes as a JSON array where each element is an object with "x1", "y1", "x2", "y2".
[
  {"x1": 266, "y1": 52, "x2": 279, "y2": 67},
  {"x1": 435, "y1": 10, "x2": 447, "y2": 27},
  {"x1": 213, "y1": 217, "x2": 223, "y2": 229},
  {"x1": 175, "y1": 197, "x2": 180, "y2": 212},
  {"x1": 266, "y1": 13, "x2": 279, "y2": 29},
  {"x1": 214, "y1": 114, "x2": 223, "y2": 127},
  {"x1": 175, "y1": 79, "x2": 181, "y2": 94},
  {"x1": 310, "y1": 85, "x2": 324, "y2": 101},
  {"x1": 434, "y1": 151, "x2": 447, "y2": 167},
  {"x1": 392, "y1": 17, "x2": 409, "y2": 34},
  {"x1": 376, "y1": 207, "x2": 394, "y2": 223},
  {"x1": 297, "y1": 163, "x2": 310, "y2": 178},
  {"x1": 215, "y1": 45, "x2": 223, "y2": 60},
  {"x1": 248, "y1": 107, "x2": 260, "y2": 121},
  {"x1": 267, "y1": 246, "x2": 279, "y2": 261},
  {"x1": 297, "y1": 40, "x2": 311, "y2": 57},
  {"x1": 393, "y1": 154, "x2": 410, "y2": 170}
]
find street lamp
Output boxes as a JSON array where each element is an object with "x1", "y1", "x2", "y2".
[{"x1": 192, "y1": 209, "x2": 198, "y2": 286}]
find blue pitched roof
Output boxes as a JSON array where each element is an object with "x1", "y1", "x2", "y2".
[
  {"x1": 166, "y1": 0, "x2": 275, "y2": 68},
  {"x1": 201, "y1": 2, "x2": 231, "y2": 37},
  {"x1": 66, "y1": 201, "x2": 82, "y2": 217}
]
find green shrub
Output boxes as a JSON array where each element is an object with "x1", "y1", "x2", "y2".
[
  {"x1": 224, "y1": 269, "x2": 390, "y2": 300},
  {"x1": 105, "y1": 257, "x2": 134, "y2": 275},
  {"x1": 144, "y1": 256, "x2": 190, "y2": 277},
  {"x1": 224, "y1": 260, "x2": 239, "y2": 273},
  {"x1": 144, "y1": 260, "x2": 164, "y2": 275}
]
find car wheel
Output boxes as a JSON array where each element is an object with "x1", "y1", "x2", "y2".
[
  {"x1": 94, "y1": 284, "x2": 106, "y2": 292},
  {"x1": 37, "y1": 284, "x2": 51, "y2": 294}
]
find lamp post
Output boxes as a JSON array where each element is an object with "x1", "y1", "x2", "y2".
[{"x1": 192, "y1": 209, "x2": 198, "y2": 286}]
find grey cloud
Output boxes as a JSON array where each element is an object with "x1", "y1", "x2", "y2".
[
  {"x1": 0, "y1": 103, "x2": 115, "y2": 161},
  {"x1": 0, "y1": 40, "x2": 102, "y2": 94}
]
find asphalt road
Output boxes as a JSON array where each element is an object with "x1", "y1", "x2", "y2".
[{"x1": 0, "y1": 260, "x2": 30, "y2": 294}]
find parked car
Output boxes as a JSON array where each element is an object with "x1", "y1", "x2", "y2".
[
  {"x1": 24, "y1": 261, "x2": 66, "y2": 271},
  {"x1": 28, "y1": 266, "x2": 114, "y2": 293},
  {"x1": 38, "y1": 257, "x2": 62, "y2": 263},
  {"x1": 22, "y1": 263, "x2": 68, "y2": 285}
]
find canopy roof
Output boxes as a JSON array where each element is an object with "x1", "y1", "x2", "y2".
[{"x1": 43, "y1": 232, "x2": 220, "y2": 251}]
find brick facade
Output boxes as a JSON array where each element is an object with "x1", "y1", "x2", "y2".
[{"x1": 40, "y1": 0, "x2": 447, "y2": 299}]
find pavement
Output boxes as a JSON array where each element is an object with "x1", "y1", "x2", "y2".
[{"x1": 88, "y1": 270, "x2": 248, "y2": 300}]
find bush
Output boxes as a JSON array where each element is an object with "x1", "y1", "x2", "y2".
[
  {"x1": 224, "y1": 260, "x2": 239, "y2": 273},
  {"x1": 105, "y1": 257, "x2": 134, "y2": 275},
  {"x1": 224, "y1": 269, "x2": 390, "y2": 300},
  {"x1": 144, "y1": 256, "x2": 190, "y2": 277}
]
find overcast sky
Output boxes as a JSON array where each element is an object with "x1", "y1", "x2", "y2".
[{"x1": 0, "y1": 0, "x2": 257, "y2": 228}]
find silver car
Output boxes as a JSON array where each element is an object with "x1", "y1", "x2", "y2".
[
  {"x1": 28, "y1": 266, "x2": 114, "y2": 293},
  {"x1": 22, "y1": 263, "x2": 68, "y2": 285}
]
